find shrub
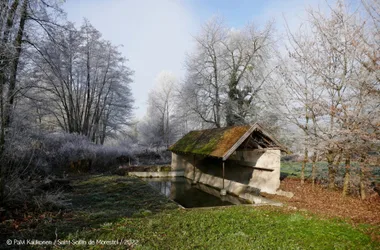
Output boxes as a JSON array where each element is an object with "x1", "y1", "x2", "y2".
[{"x1": 0, "y1": 129, "x2": 132, "y2": 215}]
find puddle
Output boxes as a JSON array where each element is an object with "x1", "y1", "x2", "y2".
[{"x1": 141, "y1": 177, "x2": 250, "y2": 208}]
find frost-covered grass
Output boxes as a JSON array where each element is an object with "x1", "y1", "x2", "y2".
[
  {"x1": 3, "y1": 175, "x2": 378, "y2": 250},
  {"x1": 0, "y1": 175, "x2": 177, "y2": 249},
  {"x1": 0, "y1": 130, "x2": 172, "y2": 222},
  {"x1": 3, "y1": 131, "x2": 134, "y2": 175}
]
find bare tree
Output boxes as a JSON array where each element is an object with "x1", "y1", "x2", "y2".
[
  {"x1": 0, "y1": 0, "x2": 65, "y2": 201},
  {"x1": 183, "y1": 17, "x2": 227, "y2": 128},
  {"x1": 270, "y1": 35, "x2": 323, "y2": 186},
  {"x1": 223, "y1": 22, "x2": 275, "y2": 126},
  {"x1": 273, "y1": 0, "x2": 379, "y2": 195},
  {"x1": 140, "y1": 71, "x2": 179, "y2": 149},
  {"x1": 180, "y1": 17, "x2": 276, "y2": 129},
  {"x1": 27, "y1": 21, "x2": 134, "y2": 144}
]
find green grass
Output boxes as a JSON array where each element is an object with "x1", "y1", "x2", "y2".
[
  {"x1": 4, "y1": 175, "x2": 378, "y2": 249},
  {"x1": 62, "y1": 206, "x2": 379, "y2": 250},
  {"x1": 281, "y1": 161, "x2": 380, "y2": 184},
  {"x1": 281, "y1": 161, "x2": 328, "y2": 179}
]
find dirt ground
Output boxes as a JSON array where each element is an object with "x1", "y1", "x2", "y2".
[{"x1": 263, "y1": 178, "x2": 380, "y2": 225}]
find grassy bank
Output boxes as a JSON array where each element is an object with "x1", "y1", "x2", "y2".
[
  {"x1": 63, "y1": 205, "x2": 378, "y2": 250},
  {"x1": 2, "y1": 175, "x2": 379, "y2": 249}
]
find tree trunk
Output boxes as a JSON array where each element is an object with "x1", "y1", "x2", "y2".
[
  {"x1": 215, "y1": 84, "x2": 221, "y2": 128},
  {"x1": 301, "y1": 105, "x2": 309, "y2": 185},
  {"x1": 0, "y1": 81, "x2": 4, "y2": 155},
  {"x1": 359, "y1": 155, "x2": 367, "y2": 200},
  {"x1": 212, "y1": 53, "x2": 221, "y2": 128},
  {"x1": 301, "y1": 147, "x2": 308, "y2": 185},
  {"x1": 82, "y1": 43, "x2": 92, "y2": 136},
  {"x1": 166, "y1": 101, "x2": 170, "y2": 148},
  {"x1": 0, "y1": 0, "x2": 20, "y2": 153},
  {"x1": 342, "y1": 154, "x2": 351, "y2": 197},
  {"x1": 4, "y1": 0, "x2": 28, "y2": 127},
  {"x1": 0, "y1": 0, "x2": 22, "y2": 202},
  {"x1": 328, "y1": 165, "x2": 336, "y2": 190},
  {"x1": 327, "y1": 150, "x2": 341, "y2": 190},
  {"x1": 311, "y1": 152, "x2": 317, "y2": 189},
  {"x1": 326, "y1": 152, "x2": 335, "y2": 190},
  {"x1": 226, "y1": 78, "x2": 245, "y2": 126}
]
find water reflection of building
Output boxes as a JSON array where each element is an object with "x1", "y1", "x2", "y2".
[
  {"x1": 146, "y1": 177, "x2": 250, "y2": 208},
  {"x1": 148, "y1": 180, "x2": 171, "y2": 197}
]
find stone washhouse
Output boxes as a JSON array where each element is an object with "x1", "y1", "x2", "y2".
[{"x1": 168, "y1": 123, "x2": 289, "y2": 197}]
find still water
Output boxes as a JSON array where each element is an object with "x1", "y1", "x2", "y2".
[{"x1": 142, "y1": 177, "x2": 250, "y2": 208}]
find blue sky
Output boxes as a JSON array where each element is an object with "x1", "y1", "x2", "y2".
[
  {"x1": 183, "y1": 0, "x2": 266, "y2": 26},
  {"x1": 62, "y1": 0, "x2": 338, "y2": 119},
  {"x1": 181, "y1": 0, "x2": 295, "y2": 27}
]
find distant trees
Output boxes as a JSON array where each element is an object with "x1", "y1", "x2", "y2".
[{"x1": 139, "y1": 72, "x2": 179, "y2": 149}]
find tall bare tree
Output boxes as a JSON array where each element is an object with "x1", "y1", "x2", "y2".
[
  {"x1": 183, "y1": 17, "x2": 227, "y2": 128},
  {"x1": 27, "y1": 21, "x2": 134, "y2": 144},
  {"x1": 0, "y1": 0, "x2": 65, "y2": 200},
  {"x1": 181, "y1": 17, "x2": 276, "y2": 129},
  {"x1": 223, "y1": 22, "x2": 275, "y2": 126},
  {"x1": 140, "y1": 72, "x2": 178, "y2": 149}
]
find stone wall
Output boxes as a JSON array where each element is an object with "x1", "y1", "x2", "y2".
[
  {"x1": 248, "y1": 150, "x2": 281, "y2": 193},
  {"x1": 128, "y1": 171, "x2": 184, "y2": 178},
  {"x1": 171, "y1": 149, "x2": 281, "y2": 194},
  {"x1": 171, "y1": 153, "x2": 196, "y2": 171}
]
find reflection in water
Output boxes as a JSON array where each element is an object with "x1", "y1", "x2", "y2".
[{"x1": 142, "y1": 177, "x2": 250, "y2": 208}]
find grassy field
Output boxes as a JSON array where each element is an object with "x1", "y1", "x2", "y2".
[
  {"x1": 3, "y1": 175, "x2": 378, "y2": 249},
  {"x1": 281, "y1": 161, "x2": 380, "y2": 185}
]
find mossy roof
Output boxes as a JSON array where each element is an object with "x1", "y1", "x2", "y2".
[{"x1": 169, "y1": 123, "x2": 288, "y2": 160}]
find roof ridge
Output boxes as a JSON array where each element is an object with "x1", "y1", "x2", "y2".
[{"x1": 187, "y1": 124, "x2": 251, "y2": 133}]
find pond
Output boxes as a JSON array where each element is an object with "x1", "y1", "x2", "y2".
[{"x1": 142, "y1": 177, "x2": 250, "y2": 208}]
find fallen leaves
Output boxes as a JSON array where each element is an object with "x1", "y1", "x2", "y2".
[{"x1": 264, "y1": 178, "x2": 380, "y2": 225}]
